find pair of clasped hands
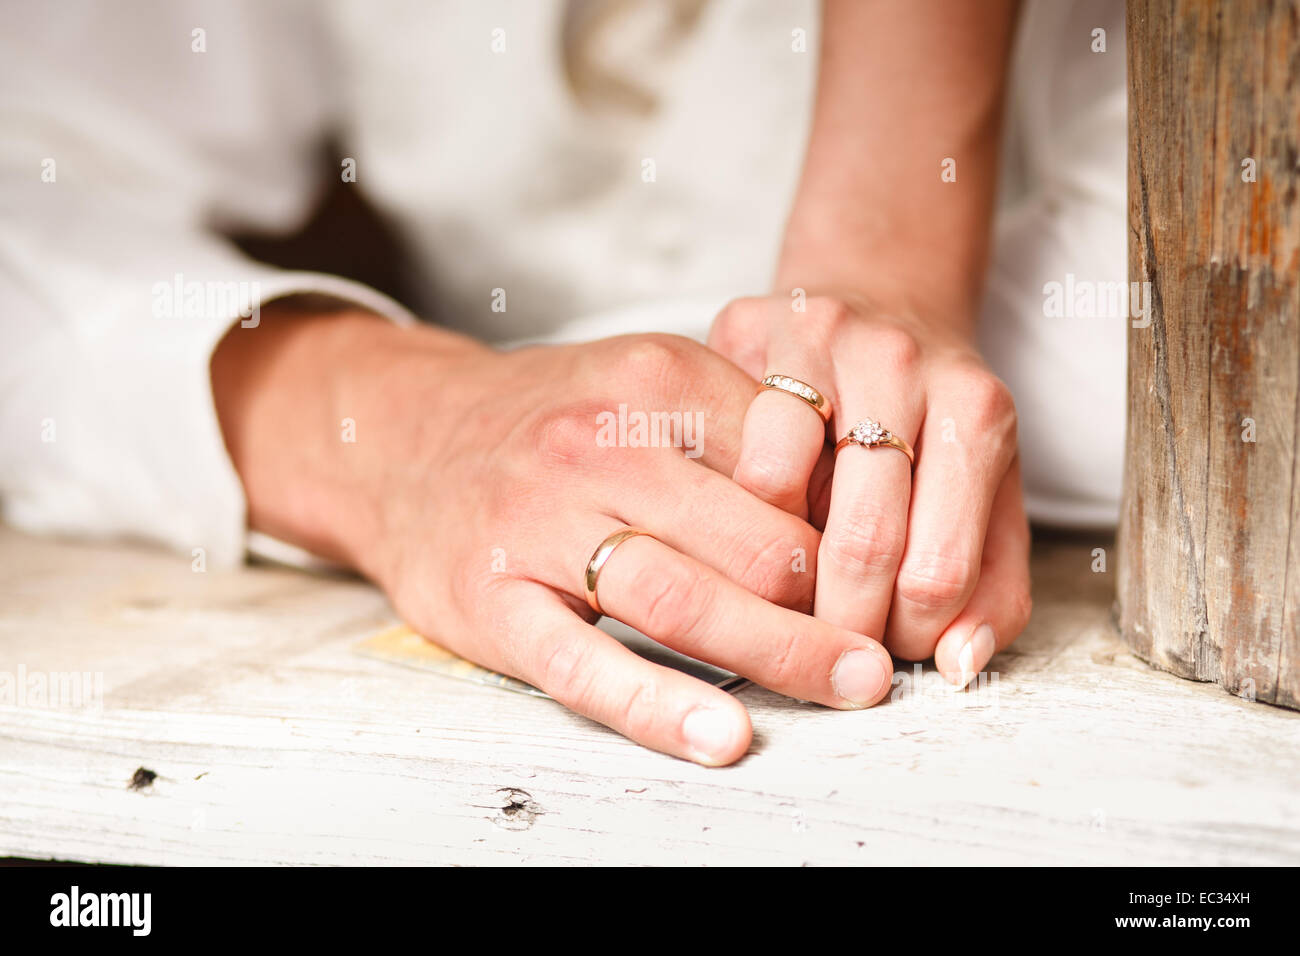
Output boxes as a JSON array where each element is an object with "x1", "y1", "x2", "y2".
[{"x1": 213, "y1": 289, "x2": 1032, "y2": 767}]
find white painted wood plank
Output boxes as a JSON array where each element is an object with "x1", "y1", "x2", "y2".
[{"x1": 1, "y1": 528, "x2": 1297, "y2": 865}]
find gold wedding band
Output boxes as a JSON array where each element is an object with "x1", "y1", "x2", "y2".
[
  {"x1": 759, "y1": 374, "x2": 832, "y2": 422},
  {"x1": 584, "y1": 527, "x2": 656, "y2": 615},
  {"x1": 834, "y1": 419, "x2": 915, "y2": 465}
]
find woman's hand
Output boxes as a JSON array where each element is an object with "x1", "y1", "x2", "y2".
[
  {"x1": 717, "y1": 0, "x2": 1027, "y2": 683},
  {"x1": 708, "y1": 293, "x2": 1031, "y2": 685},
  {"x1": 213, "y1": 306, "x2": 896, "y2": 765}
]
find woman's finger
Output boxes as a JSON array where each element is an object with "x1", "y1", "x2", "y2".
[
  {"x1": 932, "y1": 461, "x2": 1032, "y2": 687},
  {"x1": 733, "y1": 384, "x2": 829, "y2": 517},
  {"x1": 807, "y1": 443, "x2": 837, "y2": 530},
  {"x1": 814, "y1": 327, "x2": 925, "y2": 639},
  {"x1": 730, "y1": 306, "x2": 837, "y2": 515},
  {"x1": 884, "y1": 371, "x2": 1017, "y2": 660}
]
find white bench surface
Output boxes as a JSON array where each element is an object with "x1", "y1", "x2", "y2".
[{"x1": 2, "y1": 526, "x2": 1297, "y2": 865}]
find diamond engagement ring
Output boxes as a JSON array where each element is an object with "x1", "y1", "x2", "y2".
[
  {"x1": 834, "y1": 419, "x2": 915, "y2": 465},
  {"x1": 759, "y1": 374, "x2": 832, "y2": 422}
]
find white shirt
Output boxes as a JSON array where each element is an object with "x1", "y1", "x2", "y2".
[{"x1": 0, "y1": 0, "x2": 1127, "y2": 569}]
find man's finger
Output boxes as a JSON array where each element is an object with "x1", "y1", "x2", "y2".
[
  {"x1": 589, "y1": 528, "x2": 895, "y2": 709},
  {"x1": 497, "y1": 588, "x2": 754, "y2": 766},
  {"x1": 613, "y1": 453, "x2": 821, "y2": 612}
]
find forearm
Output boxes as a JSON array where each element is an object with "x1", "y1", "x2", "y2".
[
  {"x1": 209, "y1": 300, "x2": 486, "y2": 577},
  {"x1": 776, "y1": 0, "x2": 1019, "y2": 330}
]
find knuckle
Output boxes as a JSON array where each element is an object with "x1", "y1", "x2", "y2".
[
  {"x1": 709, "y1": 298, "x2": 768, "y2": 361},
  {"x1": 612, "y1": 333, "x2": 695, "y2": 384},
  {"x1": 714, "y1": 297, "x2": 764, "y2": 335},
  {"x1": 800, "y1": 296, "x2": 853, "y2": 346},
  {"x1": 806, "y1": 296, "x2": 853, "y2": 328},
  {"x1": 764, "y1": 630, "x2": 805, "y2": 690},
  {"x1": 870, "y1": 325, "x2": 923, "y2": 372},
  {"x1": 967, "y1": 373, "x2": 1018, "y2": 434},
  {"x1": 734, "y1": 451, "x2": 806, "y2": 504},
  {"x1": 634, "y1": 560, "x2": 711, "y2": 637},
  {"x1": 822, "y1": 508, "x2": 907, "y2": 580},
  {"x1": 726, "y1": 526, "x2": 814, "y2": 611},
  {"x1": 895, "y1": 551, "x2": 978, "y2": 611},
  {"x1": 536, "y1": 638, "x2": 595, "y2": 708},
  {"x1": 531, "y1": 404, "x2": 604, "y2": 468},
  {"x1": 618, "y1": 679, "x2": 661, "y2": 741}
]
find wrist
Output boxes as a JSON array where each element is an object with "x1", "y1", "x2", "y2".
[
  {"x1": 211, "y1": 302, "x2": 485, "y2": 578},
  {"x1": 770, "y1": 268, "x2": 982, "y2": 344},
  {"x1": 775, "y1": 219, "x2": 990, "y2": 338}
]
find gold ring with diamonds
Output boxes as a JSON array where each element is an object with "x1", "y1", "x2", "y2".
[
  {"x1": 759, "y1": 374, "x2": 832, "y2": 422},
  {"x1": 834, "y1": 419, "x2": 914, "y2": 465},
  {"x1": 584, "y1": 527, "x2": 656, "y2": 614}
]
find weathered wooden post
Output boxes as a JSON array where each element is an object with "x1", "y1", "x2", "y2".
[{"x1": 1118, "y1": 0, "x2": 1300, "y2": 708}]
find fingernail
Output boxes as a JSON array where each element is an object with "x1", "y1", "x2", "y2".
[
  {"x1": 831, "y1": 648, "x2": 891, "y2": 707},
  {"x1": 682, "y1": 706, "x2": 739, "y2": 764},
  {"x1": 956, "y1": 623, "x2": 997, "y2": 688}
]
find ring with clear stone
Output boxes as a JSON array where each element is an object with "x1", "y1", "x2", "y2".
[
  {"x1": 834, "y1": 419, "x2": 915, "y2": 465},
  {"x1": 758, "y1": 374, "x2": 832, "y2": 422}
]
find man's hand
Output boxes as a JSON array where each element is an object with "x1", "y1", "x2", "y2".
[{"x1": 211, "y1": 305, "x2": 895, "y2": 765}]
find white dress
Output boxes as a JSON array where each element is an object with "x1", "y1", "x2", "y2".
[{"x1": 0, "y1": 0, "x2": 1127, "y2": 567}]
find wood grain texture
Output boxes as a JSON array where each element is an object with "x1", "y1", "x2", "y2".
[
  {"x1": 2, "y1": 527, "x2": 1298, "y2": 865},
  {"x1": 1120, "y1": 0, "x2": 1300, "y2": 708}
]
